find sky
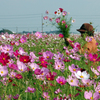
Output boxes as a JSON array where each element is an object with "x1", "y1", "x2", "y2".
[{"x1": 0, "y1": 0, "x2": 100, "y2": 33}]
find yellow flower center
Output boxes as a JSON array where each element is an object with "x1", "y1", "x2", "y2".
[
  {"x1": 3, "y1": 58, "x2": 5, "y2": 60},
  {"x1": 1, "y1": 71, "x2": 3, "y2": 74},
  {"x1": 42, "y1": 61, "x2": 44, "y2": 63},
  {"x1": 80, "y1": 76, "x2": 84, "y2": 78},
  {"x1": 47, "y1": 56, "x2": 49, "y2": 59},
  {"x1": 7, "y1": 49, "x2": 9, "y2": 51},
  {"x1": 33, "y1": 67, "x2": 34, "y2": 70},
  {"x1": 70, "y1": 80, "x2": 73, "y2": 82},
  {"x1": 48, "y1": 78, "x2": 50, "y2": 80},
  {"x1": 87, "y1": 83, "x2": 89, "y2": 85},
  {"x1": 93, "y1": 59, "x2": 96, "y2": 61},
  {"x1": 41, "y1": 73, "x2": 44, "y2": 75},
  {"x1": 73, "y1": 69, "x2": 76, "y2": 71},
  {"x1": 99, "y1": 91, "x2": 100, "y2": 93},
  {"x1": 60, "y1": 81, "x2": 62, "y2": 84},
  {"x1": 24, "y1": 59, "x2": 26, "y2": 61},
  {"x1": 58, "y1": 65, "x2": 60, "y2": 67},
  {"x1": 59, "y1": 57, "x2": 61, "y2": 60},
  {"x1": 21, "y1": 69, "x2": 23, "y2": 71},
  {"x1": 90, "y1": 97, "x2": 93, "y2": 99}
]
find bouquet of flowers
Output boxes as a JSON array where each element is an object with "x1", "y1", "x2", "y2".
[{"x1": 43, "y1": 8, "x2": 75, "y2": 46}]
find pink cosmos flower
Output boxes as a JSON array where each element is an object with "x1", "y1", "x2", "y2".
[
  {"x1": 8, "y1": 71, "x2": 17, "y2": 79},
  {"x1": 94, "y1": 82, "x2": 100, "y2": 93},
  {"x1": 9, "y1": 63, "x2": 18, "y2": 71},
  {"x1": 29, "y1": 63, "x2": 40, "y2": 71},
  {"x1": 45, "y1": 10, "x2": 49, "y2": 14},
  {"x1": 49, "y1": 18, "x2": 52, "y2": 22},
  {"x1": 35, "y1": 67, "x2": 49, "y2": 80},
  {"x1": 43, "y1": 51, "x2": 54, "y2": 60},
  {"x1": 54, "y1": 61, "x2": 65, "y2": 70},
  {"x1": 65, "y1": 24, "x2": 68, "y2": 28},
  {"x1": 13, "y1": 94, "x2": 19, "y2": 99},
  {"x1": 15, "y1": 41, "x2": 19, "y2": 46},
  {"x1": 2, "y1": 44, "x2": 13, "y2": 56},
  {"x1": 17, "y1": 60, "x2": 27, "y2": 72},
  {"x1": 43, "y1": 16, "x2": 48, "y2": 20},
  {"x1": 81, "y1": 79, "x2": 94, "y2": 87},
  {"x1": 97, "y1": 66, "x2": 100, "y2": 72},
  {"x1": 19, "y1": 47, "x2": 27, "y2": 55},
  {"x1": 25, "y1": 87, "x2": 36, "y2": 93},
  {"x1": 68, "y1": 64, "x2": 78, "y2": 73},
  {"x1": 0, "y1": 66, "x2": 8, "y2": 77},
  {"x1": 56, "y1": 76, "x2": 67, "y2": 85},
  {"x1": 66, "y1": 75, "x2": 79, "y2": 86},
  {"x1": 55, "y1": 18, "x2": 60, "y2": 23},
  {"x1": 85, "y1": 36, "x2": 92, "y2": 42},
  {"x1": 84, "y1": 91, "x2": 100, "y2": 100},
  {"x1": 9, "y1": 34, "x2": 15, "y2": 39},
  {"x1": 19, "y1": 35, "x2": 27, "y2": 43},
  {"x1": 42, "y1": 92, "x2": 50, "y2": 100},
  {"x1": 54, "y1": 88, "x2": 62, "y2": 94},
  {"x1": 91, "y1": 66, "x2": 99, "y2": 76},
  {"x1": 62, "y1": 20, "x2": 66, "y2": 24},
  {"x1": 35, "y1": 32, "x2": 42, "y2": 39},
  {"x1": 54, "y1": 52, "x2": 64, "y2": 62},
  {"x1": 62, "y1": 11, "x2": 67, "y2": 16}
]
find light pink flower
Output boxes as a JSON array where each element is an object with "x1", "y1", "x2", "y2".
[
  {"x1": 42, "y1": 92, "x2": 50, "y2": 100},
  {"x1": 43, "y1": 51, "x2": 54, "y2": 60},
  {"x1": 43, "y1": 16, "x2": 48, "y2": 20},
  {"x1": 35, "y1": 32, "x2": 42, "y2": 39},
  {"x1": 66, "y1": 75, "x2": 79, "y2": 86},
  {"x1": 17, "y1": 60, "x2": 27, "y2": 72},
  {"x1": 62, "y1": 20, "x2": 66, "y2": 24},
  {"x1": 62, "y1": 11, "x2": 67, "y2": 16},
  {"x1": 84, "y1": 91, "x2": 100, "y2": 100},
  {"x1": 25, "y1": 87, "x2": 36, "y2": 93}
]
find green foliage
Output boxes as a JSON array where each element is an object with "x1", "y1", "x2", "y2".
[{"x1": 0, "y1": 29, "x2": 13, "y2": 34}]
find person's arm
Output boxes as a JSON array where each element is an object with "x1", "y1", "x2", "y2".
[{"x1": 66, "y1": 38, "x2": 74, "y2": 48}]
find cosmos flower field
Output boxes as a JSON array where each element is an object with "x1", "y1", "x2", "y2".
[{"x1": 0, "y1": 32, "x2": 100, "y2": 100}]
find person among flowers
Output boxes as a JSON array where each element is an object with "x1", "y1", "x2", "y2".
[{"x1": 66, "y1": 23, "x2": 98, "y2": 54}]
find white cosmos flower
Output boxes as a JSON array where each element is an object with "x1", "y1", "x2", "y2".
[
  {"x1": 1, "y1": 35, "x2": 6, "y2": 39},
  {"x1": 72, "y1": 19, "x2": 76, "y2": 23},
  {"x1": 75, "y1": 71, "x2": 90, "y2": 80}
]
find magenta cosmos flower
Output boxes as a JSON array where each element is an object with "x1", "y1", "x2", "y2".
[
  {"x1": 25, "y1": 87, "x2": 36, "y2": 93},
  {"x1": 56, "y1": 76, "x2": 67, "y2": 85},
  {"x1": 84, "y1": 91, "x2": 100, "y2": 100},
  {"x1": 55, "y1": 18, "x2": 60, "y2": 23},
  {"x1": 59, "y1": 33, "x2": 64, "y2": 38},
  {"x1": 88, "y1": 53, "x2": 100, "y2": 62}
]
